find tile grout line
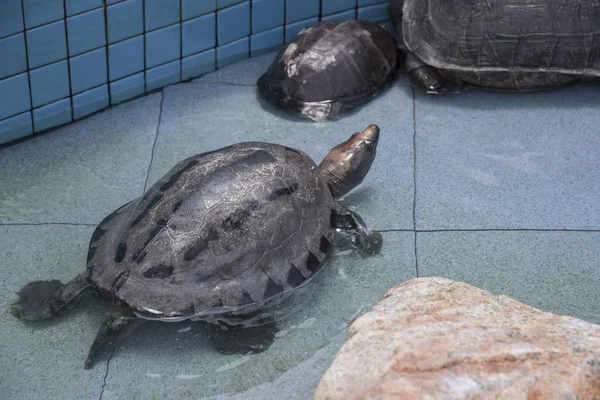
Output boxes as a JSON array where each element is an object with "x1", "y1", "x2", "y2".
[
  {"x1": 142, "y1": 89, "x2": 165, "y2": 194},
  {"x1": 411, "y1": 87, "x2": 419, "y2": 278}
]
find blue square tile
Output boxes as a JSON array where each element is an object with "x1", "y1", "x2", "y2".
[
  {"x1": 285, "y1": 17, "x2": 319, "y2": 42},
  {"x1": 67, "y1": 9, "x2": 106, "y2": 56},
  {"x1": 182, "y1": 0, "x2": 216, "y2": 20},
  {"x1": 321, "y1": 9, "x2": 356, "y2": 21},
  {"x1": 29, "y1": 60, "x2": 70, "y2": 108},
  {"x1": 0, "y1": 73, "x2": 30, "y2": 120},
  {"x1": 32, "y1": 98, "x2": 72, "y2": 132},
  {"x1": 0, "y1": 0, "x2": 24, "y2": 39},
  {"x1": 182, "y1": 13, "x2": 215, "y2": 57},
  {"x1": 358, "y1": 0, "x2": 387, "y2": 5},
  {"x1": 250, "y1": 26, "x2": 283, "y2": 57},
  {"x1": 65, "y1": 0, "x2": 103, "y2": 16},
  {"x1": 358, "y1": 3, "x2": 389, "y2": 22},
  {"x1": 23, "y1": 0, "x2": 64, "y2": 29},
  {"x1": 286, "y1": 0, "x2": 319, "y2": 24},
  {"x1": 0, "y1": 112, "x2": 32, "y2": 145},
  {"x1": 217, "y1": 2, "x2": 250, "y2": 45},
  {"x1": 26, "y1": 21, "x2": 67, "y2": 69},
  {"x1": 110, "y1": 72, "x2": 145, "y2": 104},
  {"x1": 106, "y1": 0, "x2": 125, "y2": 4},
  {"x1": 146, "y1": 24, "x2": 181, "y2": 68},
  {"x1": 321, "y1": 0, "x2": 355, "y2": 16},
  {"x1": 0, "y1": 33, "x2": 27, "y2": 79},
  {"x1": 218, "y1": 0, "x2": 244, "y2": 8},
  {"x1": 72, "y1": 84, "x2": 109, "y2": 119},
  {"x1": 108, "y1": 35, "x2": 144, "y2": 81},
  {"x1": 145, "y1": 0, "x2": 180, "y2": 31},
  {"x1": 252, "y1": 0, "x2": 284, "y2": 33},
  {"x1": 70, "y1": 48, "x2": 108, "y2": 94},
  {"x1": 182, "y1": 49, "x2": 215, "y2": 80},
  {"x1": 107, "y1": 0, "x2": 144, "y2": 44},
  {"x1": 146, "y1": 59, "x2": 180, "y2": 91},
  {"x1": 216, "y1": 36, "x2": 248, "y2": 68}
]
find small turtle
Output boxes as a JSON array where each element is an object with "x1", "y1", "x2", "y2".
[
  {"x1": 10, "y1": 125, "x2": 383, "y2": 369},
  {"x1": 389, "y1": 0, "x2": 600, "y2": 93},
  {"x1": 258, "y1": 20, "x2": 400, "y2": 121}
]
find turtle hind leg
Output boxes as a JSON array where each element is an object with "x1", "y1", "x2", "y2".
[
  {"x1": 208, "y1": 314, "x2": 279, "y2": 355},
  {"x1": 10, "y1": 270, "x2": 92, "y2": 321},
  {"x1": 405, "y1": 52, "x2": 462, "y2": 94},
  {"x1": 84, "y1": 298, "x2": 145, "y2": 369},
  {"x1": 335, "y1": 207, "x2": 383, "y2": 256}
]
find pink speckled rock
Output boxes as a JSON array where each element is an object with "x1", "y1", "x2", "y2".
[{"x1": 314, "y1": 277, "x2": 600, "y2": 400}]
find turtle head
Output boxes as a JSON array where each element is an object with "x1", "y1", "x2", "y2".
[{"x1": 318, "y1": 124, "x2": 380, "y2": 198}]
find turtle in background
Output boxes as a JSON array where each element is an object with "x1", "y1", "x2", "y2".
[
  {"x1": 10, "y1": 124, "x2": 383, "y2": 369},
  {"x1": 388, "y1": 0, "x2": 600, "y2": 93},
  {"x1": 258, "y1": 20, "x2": 400, "y2": 121}
]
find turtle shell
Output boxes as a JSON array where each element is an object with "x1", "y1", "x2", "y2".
[
  {"x1": 400, "y1": 0, "x2": 600, "y2": 76},
  {"x1": 257, "y1": 20, "x2": 399, "y2": 121},
  {"x1": 86, "y1": 142, "x2": 336, "y2": 323}
]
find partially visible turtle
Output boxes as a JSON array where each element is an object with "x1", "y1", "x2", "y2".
[
  {"x1": 10, "y1": 125, "x2": 383, "y2": 369},
  {"x1": 389, "y1": 0, "x2": 600, "y2": 93},
  {"x1": 258, "y1": 20, "x2": 400, "y2": 121}
]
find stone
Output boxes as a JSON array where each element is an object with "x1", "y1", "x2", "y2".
[{"x1": 314, "y1": 277, "x2": 600, "y2": 400}]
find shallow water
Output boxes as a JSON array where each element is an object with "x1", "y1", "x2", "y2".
[{"x1": 1, "y1": 52, "x2": 599, "y2": 399}]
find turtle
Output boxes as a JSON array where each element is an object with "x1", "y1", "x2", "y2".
[
  {"x1": 388, "y1": 0, "x2": 600, "y2": 93},
  {"x1": 9, "y1": 124, "x2": 383, "y2": 369},
  {"x1": 257, "y1": 20, "x2": 400, "y2": 121}
]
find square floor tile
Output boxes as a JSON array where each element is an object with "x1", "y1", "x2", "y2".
[
  {"x1": 108, "y1": 35, "x2": 144, "y2": 81},
  {"x1": 107, "y1": 0, "x2": 144, "y2": 44},
  {"x1": 414, "y1": 87, "x2": 600, "y2": 230},
  {"x1": 29, "y1": 61, "x2": 70, "y2": 108},
  {"x1": 70, "y1": 48, "x2": 108, "y2": 94},
  {"x1": 193, "y1": 50, "x2": 275, "y2": 84},
  {"x1": 26, "y1": 20, "x2": 67, "y2": 69},
  {"x1": 321, "y1": 0, "x2": 355, "y2": 16},
  {"x1": 23, "y1": 0, "x2": 63, "y2": 29},
  {"x1": 32, "y1": 98, "x2": 72, "y2": 132},
  {"x1": 67, "y1": 8, "x2": 106, "y2": 56},
  {"x1": 0, "y1": 33, "x2": 27, "y2": 79},
  {"x1": 0, "y1": 0, "x2": 24, "y2": 39},
  {"x1": 217, "y1": 2, "x2": 250, "y2": 45},
  {"x1": 0, "y1": 112, "x2": 32, "y2": 145},
  {"x1": 181, "y1": 49, "x2": 216, "y2": 81},
  {"x1": 145, "y1": 59, "x2": 180, "y2": 91},
  {"x1": 250, "y1": 26, "x2": 283, "y2": 57},
  {"x1": 182, "y1": 13, "x2": 216, "y2": 57},
  {"x1": 182, "y1": 0, "x2": 216, "y2": 20},
  {"x1": 145, "y1": 0, "x2": 180, "y2": 31},
  {"x1": 72, "y1": 84, "x2": 109, "y2": 119},
  {"x1": 0, "y1": 93, "x2": 162, "y2": 223},
  {"x1": 0, "y1": 73, "x2": 31, "y2": 120},
  {"x1": 216, "y1": 36, "x2": 249, "y2": 68},
  {"x1": 252, "y1": 0, "x2": 284, "y2": 33},
  {"x1": 65, "y1": 0, "x2": 103, "y2": 16},
  {"x1": 286, "y1": 0, "x2": 319, "y2": 24},
  {"x1": 150, "y1": 82, "x2": 414, "y2": 230},
  {"x1": 417, "y1": 231, "x2": 600, "y2": 324},
  {"x1": 110, "y1": 71, "x2": 145, "y2": 104},
  {"x1": 218, "y1": 0, "x2": 244, "y2": 7},
  {"x1": 145, "y1": 24, "x2": 181, "y2": 68}
]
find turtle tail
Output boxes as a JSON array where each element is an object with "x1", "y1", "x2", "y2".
[{"x1": 10, "y1": 270, "x2": 92, "y2": 321}]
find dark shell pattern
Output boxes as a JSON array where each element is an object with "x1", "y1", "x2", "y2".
[
  {"x1": 258, "y1": 20, "x2": 399, "y2": 121},
  {"x1": 86, "y1": 142, "x2": 336, "y2": 323}
]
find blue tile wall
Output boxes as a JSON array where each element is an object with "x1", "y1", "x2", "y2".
[{"x1": 0, "y1": 0, "x2": 391, "y2": 145}]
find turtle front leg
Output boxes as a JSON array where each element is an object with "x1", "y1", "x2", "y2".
[
  {"x1": 10, "y1": 270, "x2": 92, "y2": 321},
  {"x1": 335, "y1": 207, "x2": 383, "y2": 256},
  {"x1": 405, "y1": 52, "x2": 462, "y2": 94},
  {"x1": 84, "y1": 298, "x2": 145, "y2": 369}
]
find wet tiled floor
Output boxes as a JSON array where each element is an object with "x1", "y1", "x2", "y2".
[{"x1": 1, "y1": 52, "x2": 598, "y2": 399}]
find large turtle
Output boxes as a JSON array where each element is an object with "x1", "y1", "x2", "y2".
[
  {"x1": 389, "y1": 0, "x2": 600, "y2": 93},
  {"x1": 258, "y1": 20, "x2": 400, "y2": 121},
  {"x1": 10, "y1": 125, "x2": 383, "y2": 369}
]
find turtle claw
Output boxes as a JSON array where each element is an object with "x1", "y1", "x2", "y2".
[{"x1": 10, "y1": 280, "x2": 65, "y2": 321}]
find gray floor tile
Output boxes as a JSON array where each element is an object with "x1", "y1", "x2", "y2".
[
  {"x1": 417, "y1": 230, "x2": 600, "y2": 325},
  {"x1": 99, "y1": 232, "x2": 415, "y2": 399},
  {"x1": 0, "y1": 93, "x2": 162, "y2": 224},
  {"x1": 414, "y1": 86, "x2": 600, "y2": 229},
  {"x1": 149, "y1": 82, "x2": 415, "y2": 231},
  {"x1": 0, "y1": 225, "x2": 107, "y2": 399},
  {"x1": 193, "y1": 52, "x2": 278, "y2": 85}
]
